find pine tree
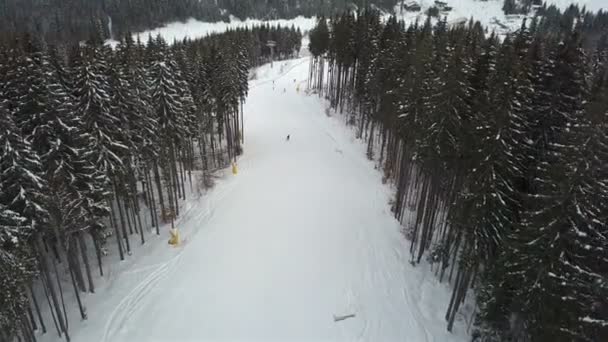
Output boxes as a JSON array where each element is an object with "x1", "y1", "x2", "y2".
[
  {"x1": 0, "y1": 202, "x2": 35, "y2": 340},
  {"x1": 0, "y1": 98, "x2": 48, "y2": 231},
  {"x1": 72, "y1": 44, "x2": 127, "y2": 177},
  {"x1": 497, "y1": 31, "x2": 607, "y2": 341}
]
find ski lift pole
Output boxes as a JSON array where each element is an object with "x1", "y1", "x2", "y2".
[{"x1": 267, "y1": 40, "x2": 276, "y2": 68}]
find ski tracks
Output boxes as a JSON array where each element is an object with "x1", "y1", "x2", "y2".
[
  {"x1": 100, "y1": 253, "x2": 182, "y2": 342},
  {"x1": 100, "y1": 176, "x2": 239, "y2": 342}
]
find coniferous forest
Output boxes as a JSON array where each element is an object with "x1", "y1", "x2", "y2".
[
  {"x1": 0, "y1": 0, "x2": 395, "y2": 44},
  {"x1": 0, "y1": 25, "x2": 301, "y2": 342},
  {"x1": 1, "y1": 0, "x2": 608, "y2": 340},
  {"x1": 308, "y1": 6, "x2": 607, "y2": 342}
]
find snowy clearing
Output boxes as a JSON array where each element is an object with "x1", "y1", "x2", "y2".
[
  {"x1": 546, "y1": 0, "x2": 605, "y2": 11},
  {"x1": 395, "y1": 0, "x2": 605, "y2": 37},
  {"x1": 106, "y1": 1, "x2": 605, "y2": 48},
  {"x1": 395, "y1": 0, "x2": 524, "y2": 35},
  {"x1": 106, "y1": 16, "x2": 317, "y2": 47},
  {"x1": 39, "y1": 58, "x2": 470, "y2": 342}
]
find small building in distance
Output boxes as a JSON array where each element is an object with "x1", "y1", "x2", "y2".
[
  {"x1": 403, "y1": 1, "x2": 422, "y2": 12},
  {"x1": 434, "y1": 1, "x2": 452, "y2": 12}
]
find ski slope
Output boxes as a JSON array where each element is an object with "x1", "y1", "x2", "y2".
[
  {"x1": 40, "y1": 58, "x2": 470, "y2": 342},
  {"x1": 106, "y1": 16, "x2": 317, "y2": 47}
]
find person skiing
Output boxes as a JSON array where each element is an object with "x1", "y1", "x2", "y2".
[{"x1": 286, "y1": 134, "x2": 290, "y2": 141}]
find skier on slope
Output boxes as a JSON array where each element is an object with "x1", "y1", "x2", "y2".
[{"x1": 286, "y1": 134, "x2": 290, "y2": 141}]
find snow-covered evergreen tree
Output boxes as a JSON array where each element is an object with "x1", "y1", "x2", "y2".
[
  {"x1": 0, "y1": 98, "x2": 48, "y2": 231},
  {"x1": 0, "y1": 202, "x2": 35, "y2": 340}
]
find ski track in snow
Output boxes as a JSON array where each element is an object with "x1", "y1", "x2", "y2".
[
  {"x1": 40, "y1": 57, "x2": 469, "y2": 342},
  {"x1": 100, "y1": 178, "x2": 240, "y2": 342}
]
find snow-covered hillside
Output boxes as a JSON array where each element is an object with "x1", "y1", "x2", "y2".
[
  {"x1": 395, "y1": 0, "x2": 524, "y2": 35},
  {"x1": 107, "y1": 16, "x2": 317, "y2": 47},
  {"x1": 107, "y1": 0, "x2": 604, "y2": 47},
  {"x1": 395, "y1": 0, "x2": 605, "y2": 36},
  {"x1": 546, "y1": 0, "x2": 604, "y2": 11}
]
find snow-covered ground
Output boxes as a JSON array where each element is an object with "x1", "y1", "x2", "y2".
[
  {"x1": 546, "y1": 0, "x2": 605, "y2": 11},
  {"x1": 106, "y1": 16, "x2": 317, "y2": 47},
  {"x1": 106, "y1": 1, "x2": 605, "y2": 47},
  {"x1": 395, "y1": 0, "x2": 605, "y2": 36},
  {"x1": 395, "y1": 0, "x2": 523, "y2": 35},
  {"x1": 39, "y1": 58, "x2": 471, "y2": 342}
]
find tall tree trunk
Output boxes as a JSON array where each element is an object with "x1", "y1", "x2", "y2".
[
  {"x1": 29, "y1": 284, "x2": 46, "y2": 333},
  {"x1": 108, "y1": 198, "x2": 124, "y2": 261},
  {"x1": 67, "y1": 239, "x2": 86, "y2": 293},
  {"x1": 124, "y1": 199, "x2": 134, "y2": 235},
  {"x1": 40, "y1": 268, "x2": 61, "y2": 336},
  {"x1": 153, "y1": 160, "x2": 166, "y2": 225},
  {"x1": 68, "y1": 258, "x2": 87, "y2": 320},
  {"x1": 92, "y1": 231, "x2": 104, "y2": 276},
  {"x1": 36, "y1": 236, "x2": 69, "y2": 341},
  {"x1": 113, "y1": 184, "x2": 131, "y2": 254},
  {"x1": 132, "y1": 196, "x2": 145, "y2": 245},
  {"x1": 178, "y1": 149, "x2": 187, "y2": 200},
  {"x1": 169, "y1": 144, "x2": 180, "y2": 217},
  {"x1": 145, "y1": 168, "x2": 160, "y2": 235},
  {"x1": 26, "y1": 301, "x2": 37, "y2": 332},
  {"x1": 200, "y1": 134, "x2": 208, "y2": 171},
  {"x1": 50, "y1": 252, "x2": 69, "y2": 335},
  {"x1": 77, "y1": 232, "x2": 95, "y2": 293}
]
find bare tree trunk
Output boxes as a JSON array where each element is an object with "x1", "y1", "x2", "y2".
[
  {"x1": 67, "y1": 238, "x2": 85, "y2": 292},
  {"x1": 132, "y1": 196, "x2": 145, "y2": 245},
  {"x1": 92, "y1": 232, "x2": 104, "y2": 276},
  {"x1": 146, "y1": 168, "x2": 160, "y2": 235},
  {"x1": 169, "y1": 144, "x2": 180, "y2": 217},
  {"x1": 448, "y1": 266, "x2": 473, "y2": 332},
  {"x1": 29, "y1": 284, "x2": 46, "y2": 333},
  {"x1": 68, "y1": 257, "x2": 87, "y2": 320},
  {"x1": 50, "y1": 252, "x2": 69, "y2": 337},
  {"x1": 200, "y1": 134, "x2": 208, "y2": 171},
  {"x1": 209, "y1": 131, "x2": 217, "y2": 169},
  {"x1": 108, "y1": 198, "x2": 124, "y2": 261},
  {"x1": 77, "y1": 232, "x2": 95, "y2": 293},
  {"x1": 187, "y1": 141, "x2": 194, "y2": 191},
  {"x1": 36, "y1": 236, "x2": 69, "y2": 341},
  {"x1": 113, "y1": 183, "x2": 131, "y2": 254},
  {"x1": 26, "y1": 301, "x2": 37, "y2": 331},
  {"x1": 40, "y1": 269, "x2": 61, "y2": 336},
  {"x1": 124, "y1": 199, "x2": 134, "y2": 235},
  {"x1": 153, "y1": 160, "x2": 166, "y2": 225},
  {"x1": 178, "y1": 149, "x2": 187, "y2": 200}
]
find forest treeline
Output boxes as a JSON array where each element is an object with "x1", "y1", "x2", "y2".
[
  {"x1": 308, "y1": 5, "x2": 607, "y2": 342},
  {"x1": 0, "y1": 0, "x2": 396, "y2": 44},
  {"x1": 0, "y1": 25, "x2": 301, "y2": 342},
  {"x1": 0, "y1": 0, "x2": 593, "y2": 45}
]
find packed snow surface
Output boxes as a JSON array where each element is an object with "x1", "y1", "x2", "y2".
[{"x1": 40, "y1": 58, "x2": 470, "y2": 341}]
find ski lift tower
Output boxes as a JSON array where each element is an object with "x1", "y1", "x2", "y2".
[{"x1": 267, "y1": 40, "x2": 277, "y2": 68}]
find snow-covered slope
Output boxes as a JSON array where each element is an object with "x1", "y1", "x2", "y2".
[
  {"x1": 545, "y1": 0, "x2": 605, "y2": 11},
  {"x1": 395, "y1": 0, "x2": 605, "y2": 36},
  {"x1": 105, "y1": 1, "x2": 604, "y2": 47},
  {"x1": 40, "y1": 58, "x2": 472, "y2": 342},
  {"x1": 395, "y1": 0, "x2": 523, "y2": 35},
  {"x1": 107, "y1": 16, "x2": 317, "y2": 47}
]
